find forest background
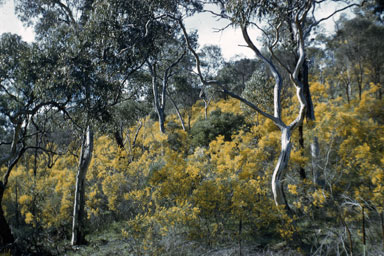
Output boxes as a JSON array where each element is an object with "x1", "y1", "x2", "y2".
[{"x1": 0, "y1": 0, "x2": 384, "y2": 255}]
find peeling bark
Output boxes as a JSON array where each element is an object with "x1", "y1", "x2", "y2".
[{"x1": 71, "y1": 126, "x2": 93, "y2": 245}]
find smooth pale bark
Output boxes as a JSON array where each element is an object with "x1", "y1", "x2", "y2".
[
  {"x1": 71, "y1": 126, "x2": 93, "y2": 245},
  {"x1": 310, "y1": 136, "x2": 320, "y2": 185},
  {"x1": 149, "y1": 62, "x2": 166, "y2": 134},
  {"x1": 271, "y1": 128, "x2": 292, "y2": 208},
  {"x1": 177, "y1": 4, "x2": 314, "y2": 207}
]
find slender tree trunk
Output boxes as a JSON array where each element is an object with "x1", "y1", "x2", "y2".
[
  {"x1": 188, "y1": 110, "x2": 191, "y2": 131},
  {"x1": 301, "y1": 59, "x2": 321, "y2": 186},
  {"x1": 310, "y1": 136, "x2": 320, "y2": 184},
  {"x1": 298, "y1": 125, "x2": 306, "y2": 179},
  {"x1": 355, "y1": 62, "x2": 363, "y2": 100},
  {"x1": 0, "y1": 182, "x2": 14, "y2": 248},
  {"x1": 149, "y1": 62, "x2": 167, "y2": 134},
  {"x1": 380, "y1": 210, "x2": 384, "y2": 249},
  {"x1": 157, "y1": 109, "x2": 166, "y2": 134},
  {"x1": 343, "y1": 78, "x2": 351, "y2": 103},
  {"x1": 204, "y1": 99, "x2": 208, "y2": 120},
  {"x1": 128, "y1": 121, "x2": 142, "y2": 163},
  {"x1": 239, "y1": 218, "x2": 242, "y2": 256},
  {"x1": 14, "y1": 179, "x2": 19, "y2": 227},
  {"x1": 71, "y1": 126, "x2": 93, "y2": 246},
  {"x1": 272, "y1": 128, "x2": 292, "y2": 209},
  {"x1": 167, "y1": 93, "x2": 186, "y2": 131},
  {"x1": 340, "y1": 209, "x2": 353, "y2": 256},
  {"x1": 362, "y1": 206, "x2": 366, "y2": 256}
]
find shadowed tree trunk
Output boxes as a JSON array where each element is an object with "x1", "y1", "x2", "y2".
[
  {"x1": 114, "y1": 130, "x2": 125, "y2": 149},
  {"x1": 0, "y1": 183, "x2": 14, "y2": 248},
  {"x1": 298, "y1": 125, "x2": 306, "y2": 179},
  {"x1": 0, "y1": 123, "x2": 23, "y2": 248},
  {"x1": 71, "y1": 126, "x2": 93, "y2": 245},
  {"x1": 0, "y1": 151, "x2": 26, "y2": 249}
]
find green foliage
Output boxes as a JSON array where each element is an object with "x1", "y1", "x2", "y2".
[
  {"x1": 242, "y1": 68, "x2": 275, "y2": 114},
  {"x1": 189, "y1": 108, "x2": 245, "y2": 147}
]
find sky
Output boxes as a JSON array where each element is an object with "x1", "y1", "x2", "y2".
[
  {"x1": 0, "y1": 0, "x2": 34, "y2": 42},
  {"x1": 0, "y1": 0, "x2": 349, "y2": 61}
]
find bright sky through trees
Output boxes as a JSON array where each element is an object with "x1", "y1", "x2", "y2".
[{"x1": 0, "y1": 0, "x2": 347, "y2": 60}]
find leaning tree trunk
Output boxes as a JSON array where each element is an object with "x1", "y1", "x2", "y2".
[
  {"x1": 71, "y1": 126, "x2": 93, "y2": 246},
  {"x1": 271, "y1": 128, "x2": 293, "y2": 209},
  {"x1": 0, "y1": 182, "x2": 14, "y2": 248},
  {"x1": 167, "y1": 92, "x2": 186, "y2": 131}
]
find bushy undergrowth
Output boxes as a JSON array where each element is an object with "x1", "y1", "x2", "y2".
[{"x1": 2, "y1": 84, "x2": 384, "y2": 255}]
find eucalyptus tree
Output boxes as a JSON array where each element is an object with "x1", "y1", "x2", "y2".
[
  {"x1": 15, "y1": 0, "x2": 173, "y2": 245},
  {"x1": 197, "y1": 45, "x2": 225, "y2": 119},
  {"x1": 330, "y1": 15, "x2": 384, "y2": 99},
  {"x1": 147, "y1": 30, "x2": 187, "y2": 133},
  {"x1": 0, "y1": 34, "x2": 30, "y2": 247},
  {"x1": 175, "y1": 0, "x2": 364, "y2": 208},
  {"x1": 165, "y1": 57, "x2": 201, "y2": 130},
  {"x1": 0, "y1": 33, "x2": 69, "y2": 249},
  {"x1": 217, "y1": 58, "x2": 260, "y2": 95}
]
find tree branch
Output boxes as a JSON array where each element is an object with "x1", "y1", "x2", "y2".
[
  {"x1": 241, "y1": 24, "x2": 284, "y2": 120},
  {"x1": 305, "y1": 1, "x2": 366, "y2": 38}
]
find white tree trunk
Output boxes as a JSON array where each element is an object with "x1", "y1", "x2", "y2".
[
  {"x1": 71, "y1": 126, "x2": 93, "y2": 245},
  {"x1": 311, "y1": 137, "x2": 320, "y2": 185},
  {"x1": 272, "y1": 128, "x2": 292, "y2": 208}
]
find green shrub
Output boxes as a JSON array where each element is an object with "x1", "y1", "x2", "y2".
[{"x1": 190, "y1": 109, "x2": 245, "y2": 147}]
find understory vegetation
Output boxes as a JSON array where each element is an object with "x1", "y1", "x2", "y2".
[{"x1": 2, "y1": 84, "x2": 384, "y2": 255}]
